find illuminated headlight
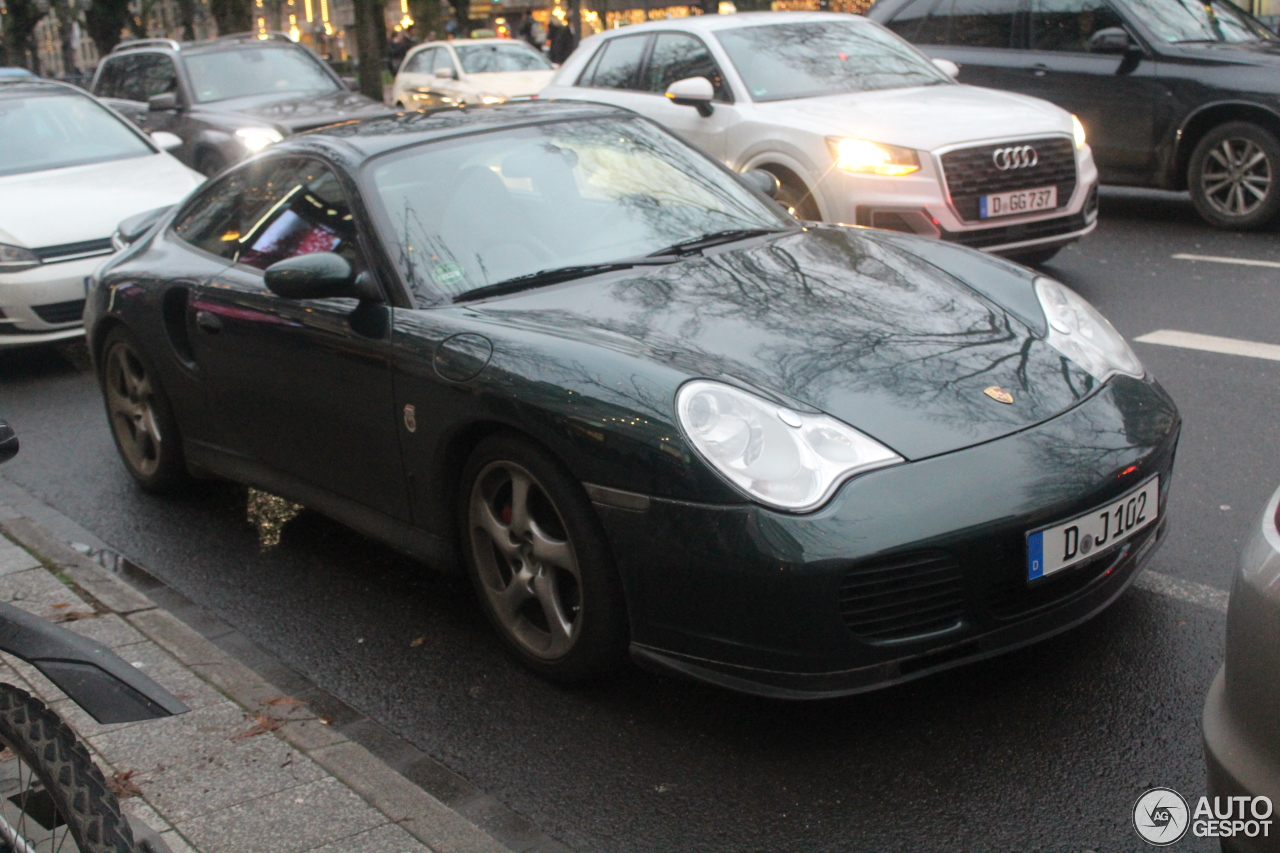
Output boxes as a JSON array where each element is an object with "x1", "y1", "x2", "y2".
[
  {"x1": 827, "y1": 137, "x2": 920, "y2": 176},
  {"x1": 235, "y1": 127, "x2": 284, "y2": 151},
  {"x1": 676, "y1": 380, "x2": 903, "y2": 512},
  {"x1": 0, "y1": 243, "x2": 40, "y2": 272},
  {"x1": 1071, "y1": 114, "x2": 1087, "y2": 150},
  {"x1": 478, "y1": 93, "x2": 507, "y2": 105},
  {"x1": 1035, "y1": 277, "x2": 1142, "y2": 382}
]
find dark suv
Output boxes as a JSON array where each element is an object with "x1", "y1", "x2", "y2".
[
  {"x1": 867, "y1": 0, "x2": 1280, "y2": 230},
  {"x1": 91, "y1": 33, "x2": 396, "y2": 176}
]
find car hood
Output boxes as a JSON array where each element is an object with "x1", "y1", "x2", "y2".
[
  {"x1": 466, "y1": 227, "x2": 1096, "y2": 461},
  {"x1": 0, "y1": 154, "x2": 203, "y2": 249},
  {"x1": 753, "y1": 84, "x2": 1071, "y2": 152},
  {"x1": 196, "y1": 89, "x2": 398, "y2": 133},
  {"x1": 461, "y1": 69, "x2": 556, "y2": 97}
]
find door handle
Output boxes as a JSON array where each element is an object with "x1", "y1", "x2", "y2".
[
  {"x1": 195, "y1": 310, "x2": 222, "y2": 334},
  {"x1": 1032, "y1": 64, "x2": 1049, "y2": 77}
]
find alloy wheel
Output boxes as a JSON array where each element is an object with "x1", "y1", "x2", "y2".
[
  {"x1": 1199, "y1": 137, "x2": 1273, "y2": 219},
  {"x1": 468, "y1": 461, "x2": 582, "y2": 660},
  {"x1": 103, "y1": 342, "x2": 163, "y2": 478}
]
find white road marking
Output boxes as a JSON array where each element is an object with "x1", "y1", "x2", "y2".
[
  {"x1": 1135, "y1": 570, "x2": 1228, "y2": 614},
  {"x1": 1173, "y1": 252, "x2": 1280, "y2": 269},
  {"x1": 1134, "y1": 329, "x2": 1280, "y2": 362}
]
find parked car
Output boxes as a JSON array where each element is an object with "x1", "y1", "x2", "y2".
[
  {"x1": 391, "y1": 37, "x2": 555, "y2": 109},
  {"x1": 541, "y1": 12, "x2": 1098, "y2": 264},
  {"x1": 868, "y1": 0, "x2": 1280, "y2": 230},
  {"x1": 1203, "y1": 484, "x2": 1280, "y2": 853},
  {"x1": 0, "y1": 68, "x2": 37, "y2": 81},
  {"x1": 91, "y1": 33, "x2": 397, "y2": 177},
  {"x1": 0, "y1": 80, "x2": 204, "y2": 349},
  {"x1": 87, "y1": 101, "x2": 1178, "y2": 697}
]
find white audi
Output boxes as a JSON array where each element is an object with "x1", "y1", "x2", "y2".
[
  {"x1": 0, "y1": 80, "x2": 204, "y2": 348},
  {"x1": 542, "y1": 12, "x2": 1099, "y2": 263}
]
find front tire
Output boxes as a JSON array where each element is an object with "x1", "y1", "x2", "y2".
[
  {"x1": 459, "y1": 433, "x2": 628, "y2": 683},
  {"x1": 100, "y1": 327, "x2": 188, "y2": 492},
  {"x1": 765, "y1": 167, "x2": 822, "y2": 222},
  {"x1": 1188, "y1": 121, "x2": 1280, "y2": 230}
]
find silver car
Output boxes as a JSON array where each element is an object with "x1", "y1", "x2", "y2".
[{"x1": 1204, "y1": 483, "x2": 1280, "y2": 853}]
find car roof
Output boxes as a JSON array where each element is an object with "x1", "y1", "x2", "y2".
[
  {"x1": 0, "y1": 79, "x2": 91, "y2": 99},
  {"x1": 587, "y1": 10, "x2": 874, "y2": 35},
  {"x1": 109, "y1": 33, "x2": 310, "y2": 57},
  {"x1": 292, "y1": 100, "x2": 633, "y2": 159},
  {"x1": 411, "y1": 38, "x2": 541, "y2": 53}
]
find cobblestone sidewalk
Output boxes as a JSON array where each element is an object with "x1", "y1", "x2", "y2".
[{"x1": 0, "y1": 509, "x2": 514, "y2": 853}]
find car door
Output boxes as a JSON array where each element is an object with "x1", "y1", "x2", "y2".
[
  {"x1": 396, "y1": 47, "x2": 441, "y2": 108},
  {"x1": 1017, "y1": 0, "x2": 1172, "y2": 181},
  {"x1": 633, "y1": 31, "x2": 738, "y2": 161},
  {"x1": 886, "y1": 0, "x2": 1033, "y2": 92},
  {"x1": 96, "y1": 53, "x2": 184, "y2": 136},
  {"x1": 568, "y1": 33, "x2": 654, "y2": 116},
  {"x1": 181, "y1": 155, "x2": 411, "y2": 521}
]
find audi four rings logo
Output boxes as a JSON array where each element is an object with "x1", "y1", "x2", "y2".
[{"x1": 992, "y1": 145, "x2": 1039, "y2": 170}]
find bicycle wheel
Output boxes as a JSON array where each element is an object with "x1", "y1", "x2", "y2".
[{"x1": 0, "y1": 683, "x2": 133, "y2": 853}]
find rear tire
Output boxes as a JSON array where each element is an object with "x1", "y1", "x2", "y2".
[
  {"x1": 0, "y1": 683, "x2": 134, "y2": 853},
  {"x1": 458, "y1": 433, "x2": 628, "y2": 683},
  {"x1": 99, "y1": 327, "x2": 189, "y2": 493},
  {"x1": 1188, "y1": 121, "x2": 1280, "y2": 230}
]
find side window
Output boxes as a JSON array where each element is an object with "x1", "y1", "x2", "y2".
[
  {"x1": 94, "y1": 57, "x2": 126, "y2": 99},
  {"x1": 884, "y1": 0, "x2": 946, "y2": 42},
  {"x1": 101, "y1": 55, "x2": 142, "y2": 100},
  {"x1": 433, "y1": 49, "x2": 458, "y2": 75},
  {"x1": 404, "y1": 47, "x2": 436, "y2": 74},
  {"x1": 948, "y1": 0, "x2": 1023, "y2": 48},
  {"x1": 1029, "y1": 0, "x2": 1126, "y2": 52},
  {"x1": 173, "y1": 157, "x2": 359, "y2": 271},
  {"x1": 121, "y1": 54, "x2": 178, "y2": 102},
  {"x1": 581, "y1": 35, "x2": 649, "y2": 91},
  {"x1": 645, "y1": 33, "x2": 731, "y2": 102}
]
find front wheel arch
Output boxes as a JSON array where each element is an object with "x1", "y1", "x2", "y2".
[{"x1": 758, "y1": 163, "x2": 823, "y2": 221}]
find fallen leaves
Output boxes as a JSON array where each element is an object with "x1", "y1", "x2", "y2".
[
  {"x1": 231, "y1": 714, "x2": 283, "y2": 741},
  {"x1": 409, "y1": 636, "x2": 425, "y2": 647},
  {"x1": 262, "y1": 696, "x2": 306, "y2": 708},
  {"x1": 107, "y1": 770, "x2": 143, "y2": 799}
]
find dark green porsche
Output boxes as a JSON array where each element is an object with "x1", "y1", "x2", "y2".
[{"x1": 87, "y1": 101, "x2": 1179, "y2": 698}]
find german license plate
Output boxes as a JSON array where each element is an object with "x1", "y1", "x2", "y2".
[
  {"x1": 1026, "y1": 476, "x2": 1159, "y2": 581},
  {"x1": 980, "y1": 185, "x2": 1057, "y2": 219}
]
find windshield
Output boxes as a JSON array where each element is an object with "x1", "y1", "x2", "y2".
[
  {"x1": 365, "y1": 116, "x2": 792, "y2": 304},
  {"x1": 716, "y1": 20, "x2": 950, "y2": 102},
  {"x1": 0, "y1": 92, "x2": 154, "y2": 178},
  {"x1": 454, "y1": 43, "x2": 553, "y2": 73},
  {"x1": 1123, "y1": 0, "x2": 1276, "y2": 43},
  {"x1": 185, "y1": 47, "x2": 339, "y2": 102}
]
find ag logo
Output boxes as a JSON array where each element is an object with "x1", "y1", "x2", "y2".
[{"x1": 1134, "y1": 787, "x2": 1190, "y2": 845}]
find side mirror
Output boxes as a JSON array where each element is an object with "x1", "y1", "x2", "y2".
[
  {"x1": 116, "y1": 205, "x2": 174, "y2": 246},
  {"x1": 931, "y1": 57, "x2": 960, "y2": 79},
  {"x1": 741, "y1": 168, "x2": 779, "y2": 199},
  {"x1": 148, "y1": 92, "x2": 179, "y2": 112},
  {"x1": 434, "y1": 67, "x2": 458, "y2": 80},
  {"x1": 150, "y1": 131, "x2": 183, "y2": 152},
  {"x1": 666, "y1": 76, "x2": 714, "y2": 118},
  {"x1": 0, "y1": 420, "x2": 17, "y2": 465},
  {"x1": 1089, "y1": 27, "x2": 1134, "y2": 54},
  {"x1": 264, "y1": 252, "x2": 382, "y2": 302}
]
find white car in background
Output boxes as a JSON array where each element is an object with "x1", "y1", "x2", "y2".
[
  {"x1": 391, "y1": 38, "x2": 556, "y2": 110},
  {"x1": 541, "y1": 12, "x2": 1099, "y2": 263},
  {"x1": 0, "y1": 80, "x2": 204, "y2": 348}
]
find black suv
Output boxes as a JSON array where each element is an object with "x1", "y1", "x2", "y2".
[
  {"x1": 91, "y1": 33, "x2": 396, "y2": 176},
  {"x1": 867, "y1": 0, "x2": 1280, "y2": 229}
]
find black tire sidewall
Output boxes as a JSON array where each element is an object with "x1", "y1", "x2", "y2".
[
  {"x1": 458, "y1": 432, "x2": 629, "y2": 683},
  {"x1": 1188, "y1": 121, "x2": 1280, "y2": 230},
  {"x1": 99, "y1": 326, "x2": 188, "y2": 493},
  {"x1": 767, "y1": 169, "x2": 822, "y2": 222}
]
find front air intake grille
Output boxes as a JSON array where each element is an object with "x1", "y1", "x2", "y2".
[
  {"x1": 941, "y1": 212, "x2": 1089, "y2": 250},
  {"x1": 839, "y1": 553, "x2": 965, "y2": 642},
  {"x1": 31, "y1": 299, "x2": 85, "y2": 325},
  {"x1": 941, "y1": 137, "x2": 1077, "y2": 222}
]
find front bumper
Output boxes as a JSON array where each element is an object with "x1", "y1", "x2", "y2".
[
  {"x1": 0, "y1": 255, "x2": 105, "y2": 348},
  {"x1": 594, "y1": 375, "x2": 1180, "y2": 698}
]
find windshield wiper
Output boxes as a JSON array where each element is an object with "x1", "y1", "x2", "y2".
[
  {"x1": 647, "y1": 228, "x2": 790, "y2": 258},
  {"x1": 452, "y1": 256, "x2": 680, "y2": 303}
]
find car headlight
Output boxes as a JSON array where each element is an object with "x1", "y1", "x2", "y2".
[
  {"x1": 1071, "y1": 114, "x2": 1087, "y2": 150},
  {"x1": 0, "y1": 243, "x2": 41, "y2": 272},
  {"x1": 675, "y1": 380, "x2": 903, "y2": 512},
  {"x1": 478, "y1": 93, "x2": 507, "y2": 105},
  {"x1": 827, "y1": 137, "x2": 920, "y2": 176},
  {"x1": 1035, "y1": 277, "x2": 1142, "y2": 382},
  {"x1": 235, "y1": 127, "x2": 284, "y2": 151}
]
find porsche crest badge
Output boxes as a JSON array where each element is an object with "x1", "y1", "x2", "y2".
[
  {"x1": 983, "y1": 386, "x2": 1014, "y2": 404},
  {"x1": 403, "y1": 404, "x2": 417, "y2": 432}
]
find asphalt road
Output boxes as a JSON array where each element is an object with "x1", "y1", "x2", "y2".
[{"x1": 4, "y1": 189, "x2": 1278, "y2": 852}]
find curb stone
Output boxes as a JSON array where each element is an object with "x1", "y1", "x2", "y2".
[{"x1": 0, "y1": 492, "x2": 569, "y2": 853}]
